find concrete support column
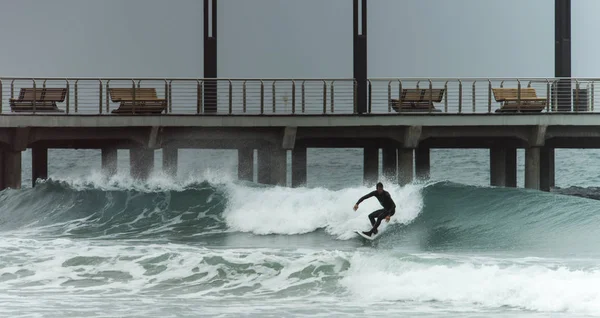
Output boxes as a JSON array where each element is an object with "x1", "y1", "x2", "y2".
[
  {"x1": 271, "y1": 148, "x2": 287, "y2": 186},
  {"x1": 505, "y1": 148, "x2": 517, "y2": 187},
  {"x1": 490, "y1": 148, "x2": 506, "y2": 187},
  {"x1": 257, "y1": 147, "x2": 272, "y2": 185},
  {"x1": 292, "y1": 147, "x2": 307, "y2": 187},
  {"x1": 398, "y1": 148, "x2": 414, "y2": 186},
  {"x1": 32, "y1": 147, "x2": 48, "y2": 187},
  {"x1": 525, "y1": 147, "x2": 541, "y2": 190},
  {"x1": 415, "y1": 147, "x2": 430, "y2": 180},
  {"x1": 382, "y1": 148, "x2": 397, "y2": 182},
  {"x1": 130, "y1": 148, "x2": 154, "y2": 180},
  {"x1": 540, "y1": 146, "x2": 555, "y2": 192},
  {"x1": 237, "y1": 148, "x2": 253, "y2": 182},
  {"x1": 0, "y1": 150, "x2": 21, "y2": 189},
  {"x1": 163, "y1": 147, "x2": 178, "y2": 178},
  {"x1": 363, "y1": 147, "x2": 379, "y2": 186},
  {"x1": 101, "y1": 147, "x2": 118, "y2": 177}
]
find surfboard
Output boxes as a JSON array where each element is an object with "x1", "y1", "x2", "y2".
[{"x1": 355, "y1": 230, "x2": 377, "y2": 241}]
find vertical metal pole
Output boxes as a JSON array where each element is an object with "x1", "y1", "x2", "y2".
[
  {"x1": 354, "y1": 0, "x2": 367, "y2": 114},
  {"x1": 204, "y1": 0, "x2": 218, "y2": 113},
  {"x1": 555, "y1": 0, "x2": 571, "y2": 112}
]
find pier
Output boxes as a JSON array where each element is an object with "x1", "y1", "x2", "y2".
[{"x1": 0, "y1": 76, "x2": 598, "y2": 191}]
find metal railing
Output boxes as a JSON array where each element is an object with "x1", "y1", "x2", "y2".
[{"x1": 0, "y1": 77, "x2": 597, "y2": 115}]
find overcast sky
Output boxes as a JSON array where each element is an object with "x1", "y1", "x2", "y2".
[{"x1": 0, "y1": 0, "x2": 597, "y2": 78}]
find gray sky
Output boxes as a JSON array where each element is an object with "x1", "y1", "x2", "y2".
[{"x1": 0, "y1": 0, "x2": 597, "y2": 78}]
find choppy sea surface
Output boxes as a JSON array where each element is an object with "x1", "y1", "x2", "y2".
[{"x1": 2, "y1": 148, "x2": 600, "y2": 317}]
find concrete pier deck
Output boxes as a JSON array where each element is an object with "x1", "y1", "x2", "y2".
[{"x1": 0, "y1": 76, "x2": 598, "y2": 191}]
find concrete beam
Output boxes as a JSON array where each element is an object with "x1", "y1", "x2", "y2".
[
  {"x1": 7, "y1": 114, "x2": 600, "y2": 128},
  {"x1": 31, "y1": 147, "x2": 48, "y2": 186},
  {"x1": 282, "y1": 127, "x2": 297, "y2": 150},
  {"x1": 403, "y1": 126, "x2": 422, "y2": 148}
]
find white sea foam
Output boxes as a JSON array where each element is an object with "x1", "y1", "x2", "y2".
[
  {"x1": 222, "y1": 182, "x2": 424, "y2": 239},
  {"x1": 341, "y1": 252, "x2": 600, "y2": 314}
]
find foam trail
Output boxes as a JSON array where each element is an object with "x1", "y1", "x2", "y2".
[
  {"x1": 223, "y1": 182, "x2": 424, "y2": 239},
  {"x1": 341, "y1": 252, "x2": 600, "y2": 314}
]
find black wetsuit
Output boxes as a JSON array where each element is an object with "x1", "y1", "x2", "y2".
[{"x1": 356, "y1": 190, "x2": 396, "y2": 234}]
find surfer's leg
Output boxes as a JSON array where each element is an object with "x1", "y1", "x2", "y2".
[
  {"x1": 368, "y1": 209, "x2": 383, "y2": 227},
  {"x1": 371, "y1": 210, "x2": 390, "y2": 234}
]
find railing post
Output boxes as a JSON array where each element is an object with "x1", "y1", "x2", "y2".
[
  {"x1": 74, "y1": 80, "x2": 79, "y2": 113},
  {"x1": 368, "y1": 79, "x2": 372, "y2": 113},
  {"x1": 575, "y1": 79, "x2": 580, "y2": 112},
  {"x1": 10, "y1": 79, "x2": 15, "y2": 100},
  {"x1": 32, "y1": 79, "x2": 37, "y2": 114},
  {"x1": 488, "y1": 80, "x2": 492, "y2": 113},
  {"x1": 66, "y1": 79, "x2": 70, "y2": 114},
  {"x1": 0, "y1": 79, "x2": 3, "y2": 113},
  {"x1": 458, "y1": 80, "x2": 463, "y2": 113},
  {"x1": 242, "y1": 81, "x2": 247, "y2": 113},
  {"x1": 100, "y1": 80, "x2": 104, "y2": 114},
  {"x1": 229, "y1": 79, "x2": 233, "y2": 114},
  {"x1": 164, "y1": 80, "x2": 169, "y2": 114},
  {"x1": 444, "y1": 81, "x2": 448, "y2": 113},
  {"x1": 387, "y1": 81, "x2": 392, "y2": 113},
  {"x1": 272, "y1": 80, "x2": 277, "y2": 114},
  {"x1": 291, "y1": 80, "x2": 296, "y2": 114},
  {"x1": 428, "y1": 79, "x2": 433, "y2": 113},
  {"x1": 132, "y1": 80, "x2": 136, "y2": 114},
  {"x1": 472, "y1": 81, "x2": 476, "y2": 113},
  {"x1": 592, "y1": 81, "x2": 595, "y2": 112},
  {"x1": 260, "y1": 80, "x2": 264, "y2": 115},
  {"x1": 517, "y1": 79, "x2": 521, "y2": 113},
  {"x1": 322, "y1": 80, "x2": 327, "y2": 114},
  {"x1": 197, "y1": 80, "x2": 203, "y2": 114},
  {"x1": 168, "y1": 80, "x2": 173, "y2": 113},
  {"x1": 302, "y1": 81, "x2": 306, "y2": 113},
  {"x1": 397, "y1": 80, "x2": 403, "y2": 114},
  {"x1": 546, "y1": 79, "x2": 551, "y2": 112},
  {"x1": 330, "y1": 80, "x2": 335, "y2": 113},
  {"x1": 105, "y1": 80, "x2": 110, "y2": 114}
]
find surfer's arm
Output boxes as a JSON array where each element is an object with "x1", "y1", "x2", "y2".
[{"x1": 356, "y1": 191, "x2": 376, "y2": 205}]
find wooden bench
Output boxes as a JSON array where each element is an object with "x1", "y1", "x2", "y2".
[
  {"x1": 492, "y1": 88, "x2": 547, "y2": 112},
  {"x1": 109, "y1": 88, "x2": 167, "y2": 114},
  {"x1": 9, "y1": 88, "x2": 66, "y2": 112},
  {"x1": 389, "y1": 88, "x2": 444, "y2": 112}
]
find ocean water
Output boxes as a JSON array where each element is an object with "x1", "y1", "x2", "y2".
[{"x1": 2, "y1": 148, "x2": 600, "y2": 317}]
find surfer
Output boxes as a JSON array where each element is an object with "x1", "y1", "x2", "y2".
[{"x1": 353, "y1": 182, "x2": 396, "y2": 237}]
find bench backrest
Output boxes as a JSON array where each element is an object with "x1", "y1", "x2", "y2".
[
  {"x1": 110, "y1": 88, "x2": 160, "y2": 101},
  {"x1": 17, "y1": 88, "x2": 66, "y2": 101},
  {"x1": 401, "y1": 88, "x2": 445, "y2": 102},
  {"x1": 492, "y1": 88, "x2": 540, "y2": 101}
]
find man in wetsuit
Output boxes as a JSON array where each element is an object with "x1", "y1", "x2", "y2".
[{"x1": 353, "y1": 182, "x2": 396, "y2": 237}]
